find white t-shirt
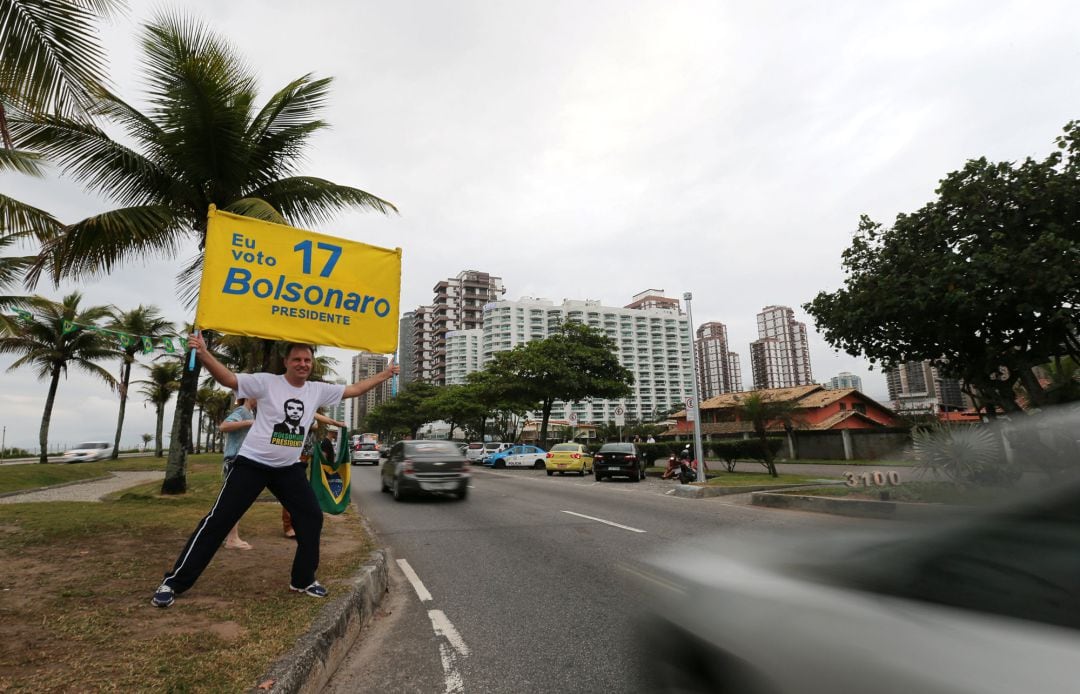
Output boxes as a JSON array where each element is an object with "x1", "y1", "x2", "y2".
[{"x1": 235, "y1": 373, "x2": 346, "y2": 467}]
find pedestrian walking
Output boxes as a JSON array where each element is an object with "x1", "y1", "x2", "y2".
[{"x1": 151, "y1": 336, "x2": 397, "y2": 608}]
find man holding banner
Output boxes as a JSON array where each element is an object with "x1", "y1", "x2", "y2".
[{"x1": 151, "y1": 335, "x2": 397, "y2": 608}]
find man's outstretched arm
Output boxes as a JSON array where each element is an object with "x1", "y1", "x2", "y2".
[
  {"x1": 189, "y1": 333, "x2": 239, "y2": 391},
  {"x1": 342, "y1": 364, "x2": 398, "y2": 399}
]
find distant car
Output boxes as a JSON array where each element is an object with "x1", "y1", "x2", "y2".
[
  {"x1": 350, "y1": 441, "x2": 380, "y2": 465},
  {"x1": 465, "y1": 442, "x2": 486, "y2": 463},
  {"x1": 484, "y1": 444, "x2": 547, "y2": 469},
  {"x1": 592, "y1": 442, "x2": 645, "y2": 481},
  {"x1": 636, "y1": 478, "x2": 1080, "y2": 693},
  {"x1": 479, "y1": 441, "x2": 510, "y2": 464},
  {"x1": 545, "y1": 442, "x2": 592, "y2": 476},
  {"x1": 62, "y1": 442, "x2": 113, "y2": 463},
  {"x1": 380, "y1": 440, "x2": 470, "y2": 501}
]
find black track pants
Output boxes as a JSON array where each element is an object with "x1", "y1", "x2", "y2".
[{"x1": 161, "y1": 457, "x2": 323, "y2": 594}]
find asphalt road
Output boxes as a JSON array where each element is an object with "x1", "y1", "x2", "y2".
[{"x1": 326, "y1": 465, "x2": 862, "y2": 694}]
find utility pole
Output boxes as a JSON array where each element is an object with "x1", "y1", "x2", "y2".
[{"x1": 683, "y1": 293, "x2": 706, "y2": 483}]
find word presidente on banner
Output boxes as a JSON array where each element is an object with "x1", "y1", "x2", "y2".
[{"x1": 222, "y1": 267, "x2": 392, "y2": 326}]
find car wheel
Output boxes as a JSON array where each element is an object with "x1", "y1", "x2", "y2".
[
  {"x1": 533, "y1": 460, "x2": 544, "y2": 470},
  {"x1": 457, "y1": 485, "x2": 468, "y2": 501},
  {"x1": 594, "y1": 472, "x2": 602, "y2": 482},
  {"x1": 578, "y1": 467, "x2": 585, "y2": 477},
  {"x1": 380, "y1": 475, "x2": 389, "y2": 493},
  {"x1": 495, "y1": 460, "x2": 505, "y2": 469},
  {"x1": 392, "y1": 477, "x2": 406, "y2": 501},
  {"x1": 631, "y1": 468, "x2": 641, "y2": 483},
  {"x1": 546, "y1": 470, "x2": 554, "y2": 476}
]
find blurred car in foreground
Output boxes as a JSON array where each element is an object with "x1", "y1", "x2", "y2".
[
  {"x1": 62, "y1": 442, "x2": 113, "y2": 463},
  {"x1": 592, "y1": 442, "x2": 645, "y2": 481},
  {"x1": 635, "y1": 477, "x2": 1080, "y2": 693},
  {"x1": 380, "y1": 440, "x2": 470, "y2": 501},
  {"x1": 350, "y1": 441, "x2": 380, "y2": 465},
  {"x1": 545, "y1": 442, "x2": 592, "y2": 476},
  {"x1": 484, "y1": 444, "x2": 547, "y2": 469}
]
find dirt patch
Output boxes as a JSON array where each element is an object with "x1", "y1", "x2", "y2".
[{"x1": 0, "y1": 505, "x2": 368, "y2": 692}]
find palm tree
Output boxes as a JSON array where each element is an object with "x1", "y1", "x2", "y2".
[
  {"x1": 137, "y1": 359, "x2": 181, "y2": 457},
  {"x1": 731, "y1": 392, "x2": 801, "y2": 477},
  {"x1": 0, "y1": 292, "x2": 118, "y2": 462},
  {"x1": 106, "y1": 304, "x2": 173, "y2": 459},
  {"x1": 12, "y1": 13, "x2": 396, "y2": 493}
]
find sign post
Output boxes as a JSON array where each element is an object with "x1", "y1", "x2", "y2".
[
  {"x1": 683, "y1": 292, "x2": 707, "y2": 483},
  {"x1": 613, "y1": 405, "x2": 625, "y2": 441}
]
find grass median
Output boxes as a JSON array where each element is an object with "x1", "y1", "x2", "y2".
[{"x1": 0, "y1": 454, "x2": 374, "y2": 692}]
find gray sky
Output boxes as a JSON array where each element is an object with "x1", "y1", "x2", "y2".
[{"x1": 2, "y1": 0, "x2": 1078, "y2": 451}]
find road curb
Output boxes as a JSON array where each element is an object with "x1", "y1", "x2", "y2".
[
  {"x1": 750, "y1": 490, "x2": 974, "y2": 519},
  {"x1": 668, "y1": 481, "x2": 843, "y2": 498},
  {"x1": 255, "y1": 546, "x2": 389, "y2": 693}
]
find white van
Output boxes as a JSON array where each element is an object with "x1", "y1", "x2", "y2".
[
  {"x1": 481, "y1": 442, "x2": 509, "y2": 463},
  {"x1": 465, "y1": 442, "x2": 486, "y2": 463}
]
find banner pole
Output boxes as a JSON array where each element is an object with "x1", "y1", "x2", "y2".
[{"x1": 188, "y1": 328, "x2": 200, "y2": 371}]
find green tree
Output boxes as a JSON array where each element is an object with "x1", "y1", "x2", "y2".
[
  {"x1": 482, "y1": 322, "x2": 633, "y2": 448},
  {"x1": 0, "y1": 292, "x2": 118, "y2": 462},
  {"x1": 106, "y1": 304, "x2": 172, "y2": 459},
  {"x1": 805, "y1": 122, "x2": 1080, "y2": 415},
  {"x1": 731, "y1": 392, "x2": 800, "y2": 477},
  {"x1": 427, "y1": 384, "x2": 487, "y2": 441},
  {"x1": 12, "y1": 14, "x2": 395, "y2": 493},
  {"x1": 141, "y1": 432, "x2": 153, "y2": 450},
  {"x1": 137, "y1": 359, "x2": 181, "y2": 457},
  {"x1": 367, "y1": 381, "x2": 439, "y2": 440}
]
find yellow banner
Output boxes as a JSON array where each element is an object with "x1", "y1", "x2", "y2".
[{"x1": 195, "y1": 206, "x2": 401, "y2": 352}]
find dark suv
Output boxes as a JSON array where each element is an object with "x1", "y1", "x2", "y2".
[
  {"x1": 593, "y1": 442, "x2": 646, "y2": 482},
  {"x1": 380, "y1": 440, "x2": 470, "y2": 501}
]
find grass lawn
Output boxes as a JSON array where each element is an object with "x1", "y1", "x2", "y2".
[
  {"x1": 0, "y1": 454, "x2": 374, "y2": 692},
  {"x1": 778, "y1": 481, "x2": 1018, "y2": 505},
  {"x1": 0, "y1": 456, "x2": 173, "y2": 495},
  {"x1": 773, "y1": 458, "x2": 917, "y2": 467}
]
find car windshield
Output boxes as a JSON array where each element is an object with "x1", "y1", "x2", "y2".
[
  {"x1": 551, "y1": 444, "x2": 580, "y2": 452},
  {"x1": 468, "y1": 443, "x2": 484, "y2": 450},
  {"x1": 483, "y1": 443, "x2": 503, "y2": 451},
  {"x1": 599, "y1": 443, "x2": 634, "y2": 453},
  {"x1": 405, "y1": 441, "x2": 462, "y2": 456},
  {"x1": 74, "y1": 443, "x2": 104, "y2": 449},
  {"x1": 358, "y1": 444, "x2": 377, "y2": 451}
]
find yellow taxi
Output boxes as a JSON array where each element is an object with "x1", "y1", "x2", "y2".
[{"x1": 545, "y1": 442, "x2": 592, "y2": 476}]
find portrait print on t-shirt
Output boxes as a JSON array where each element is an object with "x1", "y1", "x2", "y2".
[{"x1": 270, "y1": 398, "x2": 306, "y2": 447}]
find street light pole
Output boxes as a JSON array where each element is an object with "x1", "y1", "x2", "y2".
[{"x1": 682, "y1": 292, "x2": 706, "y2": 483}]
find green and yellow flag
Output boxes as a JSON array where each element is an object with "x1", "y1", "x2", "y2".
[{"x1": 309, "y1": 429, "x2": 351, "y2": 514}]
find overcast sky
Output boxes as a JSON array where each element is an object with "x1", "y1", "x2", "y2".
[{"x1": 2, "y1": 0, "x2": 1078, "y2": 452}]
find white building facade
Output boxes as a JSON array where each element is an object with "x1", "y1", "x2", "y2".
[
  {"x1": 695, "y1": 321, "x2": 742, "y2": 398},
  {"x1": 444, "y1": 329, "x2": 484, "y2": 385},
  {"x1": 825, "y1": 371, "x2": 863, "y2": 392},
  {"x1": 481, "y1": 295, "x2": 694, "y2": 423}
]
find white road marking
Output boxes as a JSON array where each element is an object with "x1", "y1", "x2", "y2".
[
  {"x1": 428, "y1": 609, "x2": 471, "y2": 656},
  {"x1": 396, "y1": 558, "x2": 432, "y2": 602},
  {"x1": 560, "y1": 510, "x2": 646, "y2": 533},
  {"x1": 437, "y1": 642, "x2": 465, "y2": 694}
]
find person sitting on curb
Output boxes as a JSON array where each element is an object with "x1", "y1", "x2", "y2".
[{"x1": 151, "y1": 336, "x2": 397, "y2": 608}]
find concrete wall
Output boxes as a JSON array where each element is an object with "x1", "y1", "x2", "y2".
[{"x1": 791, "y1": 429, "x2": 911, "y2": 461}]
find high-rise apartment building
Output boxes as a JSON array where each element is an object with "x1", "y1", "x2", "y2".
[
  {"x1": 749, "y1": 305, "x2": 813, "y2": 389},
  {"x1": 445, "y1": 329, "x2": 483, "y2": 385},
  {"x1": 695, "y1": 322, "x2": 742, "y2": 398},
  {"x1": 410, "y1": 270, "x2": 505, "y2": 386},
  {"x1": 825, "y1": 371, "x2": 863, "y2": 392},
  {"x1": 482, "y1": 294, "x2": 693, "y2": 423},
  {"x1": 349, "y1": 352, "x2": 391, "y2": 431},
  {"x1": 886, "y1": 360, "x2": 965, "y2": 414},
  {"x1": 397, "y1": 310, "x2": 418, "y2": 386}
]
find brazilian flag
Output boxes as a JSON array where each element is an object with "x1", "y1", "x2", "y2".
[{"x1": 309, "y1": 428, "x2": 351, "y2": 514}]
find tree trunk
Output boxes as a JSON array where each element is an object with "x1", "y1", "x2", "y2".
[
  {"x1": 162, "y1": 359, "x2": 202, "y2": 494},
  {"x1": 758, "y1": 429, "x2": 778, "y2": 477},
  {"x1": 38, "y1": 367, "x2": 61, "y2": 464},
  {"x1": 1017, "y1": 366, "x2": 1048, "y2": 408},
  {"x1": 538, "y1": 400, "x2": 554, "y2": 450},
  {"x1": 112, "y1": 359, "x2": 131, "y2": 460},
  {"x1": 154, "y1": 404, "x2": 165, "y2": 457}
]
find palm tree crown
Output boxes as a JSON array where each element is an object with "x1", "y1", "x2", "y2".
[
  {"x1": 107, "y1": 304, "x2": 173, "y2": 458},
  {"x1": 0, "y1": 292, "x2": 118, "y2": 461}
]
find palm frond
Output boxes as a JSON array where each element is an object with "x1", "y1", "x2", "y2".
[
  {"x1": 223, "y1": 197, "x2": 286, "y2": 224},
  {"x1": 0, "y1": 192, "x2": 62, "y2": 240},
  {"x1": 27, "y1": 205, "x2": 186, "y2": 286},
  {"x1": 0, "y1": 0, "x2": 123, "y2": 116},
  {"x1": 0, "y1": 146, "x2": 45, "y2": 175},
  {"x1": 251, "y1": 177, "x2": 398, "y2": 225}
]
